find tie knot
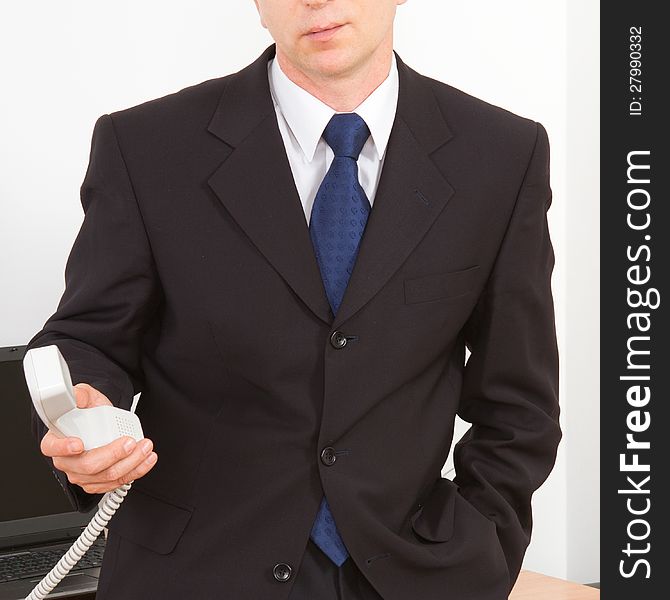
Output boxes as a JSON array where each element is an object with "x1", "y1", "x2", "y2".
[{"x1": 322, "y1": 113, "x2": 370, "y2": 160}]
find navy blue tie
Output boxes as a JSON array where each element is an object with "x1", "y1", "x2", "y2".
[{"x1": 308, "y1": 113, "x2": 371, "y2": 566}]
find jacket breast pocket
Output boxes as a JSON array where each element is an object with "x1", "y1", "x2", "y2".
[
  {"x1": 105, "y1": 485, "x2": 193, "y2": 555},
  {"x1": 404, "y1": 265, "x2": 481, "y2": 304}
]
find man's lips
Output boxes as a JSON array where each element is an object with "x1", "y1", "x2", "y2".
[{"x1": 305, "y1": 23, "x2": 346, "y2": 41}]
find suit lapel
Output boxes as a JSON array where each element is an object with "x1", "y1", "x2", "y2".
[
  {"x1": 206, "y1": 44, "x2": 455, "y2": 329},
  {"x1": 332, "y1": 55, "x2": 455, "y2": 327},
  {"x1": 207, "y1": 45, "x2": 334, "y2": 325}
]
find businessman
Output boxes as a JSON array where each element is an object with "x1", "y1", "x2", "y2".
[{"x1": 27, "y1": 1, "x2": 562, "y2": 598}]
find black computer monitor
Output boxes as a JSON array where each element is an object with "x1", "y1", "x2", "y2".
[{"x1": 0, "y1": 345, "x2": 94, "y2": 551}]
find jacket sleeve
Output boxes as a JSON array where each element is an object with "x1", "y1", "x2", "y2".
[
  {"x1": 453, "y1": 121, "x2": 561, "y2": 592},
  {"x1": 26, "y1": 113, "x2": 163, "y2": 512}
]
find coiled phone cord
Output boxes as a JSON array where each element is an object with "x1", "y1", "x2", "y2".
[{"x1": 25, "y1": 482, "x2": 131, "y2": 600}]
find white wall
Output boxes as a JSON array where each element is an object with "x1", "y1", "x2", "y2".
[
  {"x1": 564, "y1": 0, "x2": 600, "y2": 584},
  {"x1": 0, "y1": 0, "x2": 599, "y2": 585}
]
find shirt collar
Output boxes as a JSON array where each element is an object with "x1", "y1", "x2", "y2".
[{"x1": 268, "y1": 53, "x2": 399, "y2": 163}]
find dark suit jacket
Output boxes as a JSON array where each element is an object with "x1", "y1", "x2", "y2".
[{"x1": 26, "y1": 43, "x2": 561, "y2": 600}]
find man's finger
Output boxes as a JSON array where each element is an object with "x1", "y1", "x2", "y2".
[
  {"x1": 41, "y1": 431, "x2": 84, "y2": 458},
  {"x1": 67, "y1": 439, "x2": 154, "y2": 485},
  {"x1": 73, "y1": 383, "x2": 112, "y2": 409},
  {"x1": 73, "y1": 384, "x2": 92, "y2": 409},
  {"x1": 78, "y1": 452, "x2": 158, "y2": 494},
  {"x1": 53, "y1": 436, "x2": 141, "y2": 476}
]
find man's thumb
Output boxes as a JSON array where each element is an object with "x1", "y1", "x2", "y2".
[{"x1": 73, "y1": 383, "x2": 112, "y2": 409}]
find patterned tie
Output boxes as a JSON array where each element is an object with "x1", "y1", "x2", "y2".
[{"x1": 308, "y1": 112, "x2": 371, "y2": 566}]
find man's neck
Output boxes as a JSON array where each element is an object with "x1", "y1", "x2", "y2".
[{"x1": 275, "y1": 43, "x2": 394, "y2": 113}]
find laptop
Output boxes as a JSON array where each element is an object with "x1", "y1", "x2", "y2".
[{"x1": 0, "y1": 345, "x2": 104, "y2": 600}]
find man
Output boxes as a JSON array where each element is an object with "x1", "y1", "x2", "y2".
[{"x1": 27, "y1": 1, "x2": 561, "y2": 598}]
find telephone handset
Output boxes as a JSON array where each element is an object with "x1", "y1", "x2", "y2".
[
  {"x1": 23, "y1": 344, "x2": 143, "y2": 448},
  {"x1": 22, "y1": 345, "x2": 143, "y2": 600}
]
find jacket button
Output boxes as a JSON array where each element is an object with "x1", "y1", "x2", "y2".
[
  {"x1": 320, "y1": 447, "x2": 337, "y2": 466},
  {"x1": 273, "y1": 562, "x2": 292, "y2": 582},
  {"x1": 330, "y1": 331, "x2": 347, "y2": 349}
]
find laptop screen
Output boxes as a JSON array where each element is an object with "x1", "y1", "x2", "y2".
[{"x1": 0, "y1": 345, "x2": 93, "y2": 548}]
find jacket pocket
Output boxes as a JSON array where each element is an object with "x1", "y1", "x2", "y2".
[
  {"x1": 404, "y1": 265, "x2": 481, "y2": 304},
  {"x1": 106, "y1": 485, "x2": 193, "y2": 555},
  {"x1": 410, "y1": 477, "x2": 458, "y2": 543},
  {"x1": 411, "y1": 476, "x2": 501, "y2": 547}
]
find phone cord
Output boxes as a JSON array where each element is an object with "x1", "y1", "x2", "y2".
[{"x1": 25, "y1": 483, "x2": 131, "y2": 600}]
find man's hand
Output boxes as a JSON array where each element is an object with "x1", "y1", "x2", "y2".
[{"x1": 40, "y1": 383, "x2": 158, "y2": 494}]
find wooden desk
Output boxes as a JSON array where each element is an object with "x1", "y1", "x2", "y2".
[{"x1": 511, "y1": 570, "x2": 600, "y2": 599}]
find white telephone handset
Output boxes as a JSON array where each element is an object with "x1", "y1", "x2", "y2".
[
  {"x1": 23, "y1": 345, "x2": 143, "y2": 448},
  {"x1": 22, "y1": 345, "x2": 142, "y2": 600}
]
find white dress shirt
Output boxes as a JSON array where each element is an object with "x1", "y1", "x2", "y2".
[{"x1": 267, "y1": 54, "x2": 399, "y2": 226}]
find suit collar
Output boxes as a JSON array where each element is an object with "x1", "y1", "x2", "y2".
[
  {"x1": 207, "y1": 43, "x2": 452, "y2": 155},
  {"x1": 206, "y1": 44, "x2": 277, "y2": 148},
  {"x1": 207, "y1": 43, "x2": 455, "y2": 328},
  {"x1": 267, "y1": 52, "x2": 399, "y2": 163}
]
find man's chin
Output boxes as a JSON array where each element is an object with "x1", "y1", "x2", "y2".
[{"x1": 301, "y1": 49, "x2": 359, "y2": 79}]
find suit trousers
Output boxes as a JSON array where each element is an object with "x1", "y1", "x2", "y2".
[{"x1": 287, "y1": 539, "x2": 384, "y2": 600}]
